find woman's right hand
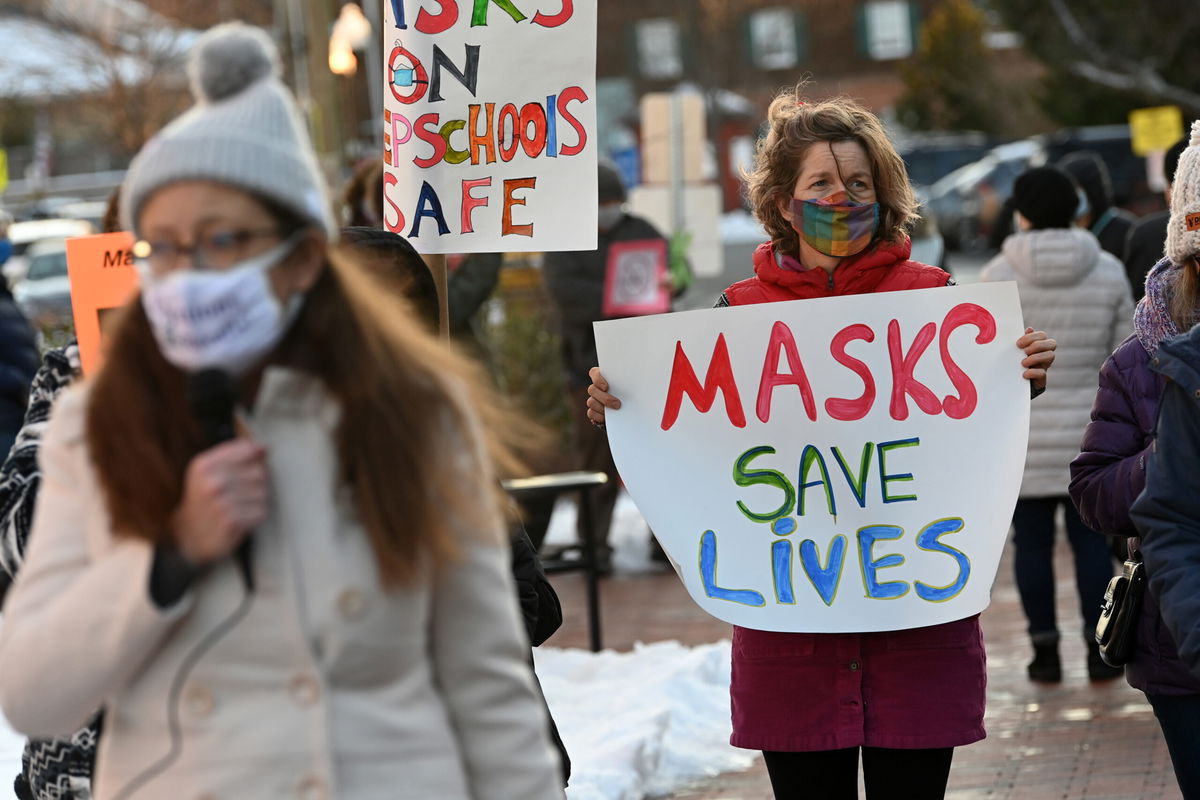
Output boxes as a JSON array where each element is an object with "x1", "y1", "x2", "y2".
[
  {"x1": 171, "y1": 440, "x2": 268, "y2": 567},
  {"x1": 586, "y1": 366, "x2": 622, "y2": 426}
]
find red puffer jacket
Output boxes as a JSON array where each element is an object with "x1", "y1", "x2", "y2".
[
  {"x1": 725, "y1": 240, "x2": 988, "y2": 752},
  {"x1": 725, "y1": 240, "x2": 949, "y2": 304}
]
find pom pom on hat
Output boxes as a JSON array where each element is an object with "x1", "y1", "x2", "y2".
[
  {"x1": 121, "y1": 21, "x2": 335, "y2": 240},
  {"x1": 188, "y1": 22, "x2": 281, "y2": 103}
]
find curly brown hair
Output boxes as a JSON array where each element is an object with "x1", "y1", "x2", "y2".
[{"x1": 747, "y1": 87, "x2": 918, "y2": 259}]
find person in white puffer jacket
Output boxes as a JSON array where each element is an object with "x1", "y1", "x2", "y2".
[{"x1": 981, "y1": 164, "x2": 1133, "y2": 685}]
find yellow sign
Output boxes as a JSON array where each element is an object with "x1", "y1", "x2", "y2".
[
  {"x1": 1129, "y1": 106, "x2": 1184, "y2": 156},
  {"x1": 0, "y1": 149, "x2": 7, "y2": 194}
]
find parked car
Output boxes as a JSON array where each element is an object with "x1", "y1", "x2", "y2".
[
  {"x1": 56, "y1": 200, "x2": 111, "y2": 232},
  {"x1": 3, "y1": 218, "x2": 92, "y2": 286},
  {"x1": 926, "y1": 139, "x2": 1038, "y2": 251},
  {"x1": 1030, "y1": 124, "x2": 1150, "y2": 211},
  {"x1": 911, "y1": 188, "x2": 946, "y2": 273},
  {"x1": 13, "y1": 239, "x2": 72, "y2": 327},
  {"x1": 898, "y1": 131, "x2": 993, "y2": 190}
]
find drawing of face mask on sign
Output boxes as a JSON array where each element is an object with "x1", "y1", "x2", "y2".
[{"x1": 388, "y1": 42, "x2": 429, "y2": 104}]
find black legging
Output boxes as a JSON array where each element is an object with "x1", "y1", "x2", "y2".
[{"x1": 762, "y1": 746, "x2": 954, "y2": 799}]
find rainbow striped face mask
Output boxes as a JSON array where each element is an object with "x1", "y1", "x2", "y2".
[{"x1": 790, "y1": 191, "x2": 879, "y2": 258}]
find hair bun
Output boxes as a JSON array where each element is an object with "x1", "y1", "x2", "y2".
[{"x1": 188, "y1": 22, "x2": 281, "y2": 103}]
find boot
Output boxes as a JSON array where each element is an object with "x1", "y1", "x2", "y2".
[
  {"x1": 1087, "y1": 640, "x2": 1124, "y2": 681},
  {"x1": 1027, "y1": 638, "x2": 1062, "y2": 683}
]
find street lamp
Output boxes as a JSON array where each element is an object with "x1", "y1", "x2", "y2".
[
  {"x1": 329, "y1": 2, "x2": 372, "y2": 76},
  {"x1": 328, "y1": 37, "x2": 357, "y2": 75}
]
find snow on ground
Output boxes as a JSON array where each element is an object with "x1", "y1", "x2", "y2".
[
  {"x1": 0, "y1": 719, "x2": 20, "y2": 780},
  {"x1": 540, "y1": 492, "x2": 754, "y2": 799},
  {"x1": 0, "y1": 493, "x2": 747, "y2": 799},
  {"x1": 536, "y1": 640, "x2": 752, "y2": 800}
]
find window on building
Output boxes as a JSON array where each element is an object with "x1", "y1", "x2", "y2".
[
  {"x1": 635, "y1": 18, "x2": 684, "y2": 80},
  {"x1": 863, "y1": 0, "x2": 914, "y2": 61},
  {"x1": 747, "y1": 8, "x2": 804, "y2": 71}
]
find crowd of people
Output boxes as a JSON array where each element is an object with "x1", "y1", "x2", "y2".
[{"x1": 1, "y1": 17, "x2": 1200, "y2": 800}]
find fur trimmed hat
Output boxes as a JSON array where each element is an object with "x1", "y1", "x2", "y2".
[
  {"x1": 1167, "y1": 120, "x2": 1200, "y2": 265},
  {"x1": 120, "y1": 22, "x2": 337, "y2": 240}
]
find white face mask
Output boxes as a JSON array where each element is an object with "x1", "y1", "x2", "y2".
[
  {"x1": 139, "y1": 238, "x2": 304, "y2": 375},
  {"x1": 597, "y1": 203, "x2": 624, "y2": 231}
]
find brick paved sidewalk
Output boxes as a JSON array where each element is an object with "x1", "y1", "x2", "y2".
[{"x1": 547, "y1": 542, "x2": 1181, "y2": 799}]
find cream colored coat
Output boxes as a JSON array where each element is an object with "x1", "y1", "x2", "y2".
[
  {"x1": 981, "y1": 227, "x2": 1134, "y2": 497},
  {"x1": 0, "y1": 369, "x2": 564, "y2": 800}
]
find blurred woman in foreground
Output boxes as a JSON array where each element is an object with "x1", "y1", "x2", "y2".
[{"x1": 0, "y1": 23, "x2": 562, "y2": 800}]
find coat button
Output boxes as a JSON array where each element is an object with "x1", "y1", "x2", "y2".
[
  {"x1": 337, "y1": 588, "x2": 367, "y2": 621},
  {"x1": 298, "y1": 775, "x2": 327, "y2": 800},
  {"x1": 185, "y1": 685, "x2": 214, "y2": 718},
  {"x1": 849, "y1": 660, "x2": 860, "y2": 671},
  {"x1": 1152, "y1": 357, "x2": 1160, "y2": 366},
  {"x1": 289, "y1": 674, "x2": 321, "y2": 707}
]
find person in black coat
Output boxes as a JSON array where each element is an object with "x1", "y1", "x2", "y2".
[
  {"x1": 1059, "y1": 150, "x2": 1137, "y2": 261},
  {"x1": 542, "y1": 164, "x2": 672, "y2": 570},
  {"x1": 511, "y1": 526, "x2": 571, "y2": 784},
  {"x1": 1132, "y1": 323, "x2": 1200, "y2": 615},
  {"x1": 1124, "y1": 137, "x2": 1189, "y2": 300},
  {"x1": 0, "y1": 285, "x2": 40, "y2": 460}
]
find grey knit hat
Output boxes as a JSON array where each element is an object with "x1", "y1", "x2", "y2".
[
  {"x1": 1167, "y1": 120, "x2": 1200, "y2": 265},
  {"x1": 120, "y1": 22, "x2": 337, "y2": 240}
]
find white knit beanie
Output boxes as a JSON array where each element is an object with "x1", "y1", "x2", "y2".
[
  {"x1": 120, "y1": 22, "x2": 337, "y2": 241},
  {"x1": 1167, "y1": 120, "x2": 1200, "y2": 265}
]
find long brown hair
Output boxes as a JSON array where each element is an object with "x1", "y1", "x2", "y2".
[
  {"x1": 747, "y1": 86, "x2": 918, "y2": 259},
  {"x1": 86, "y1": 240, "x2": 525, "y2": 587},
  {"x1": 1171, "y1": 256, "x2": 1200, "y2": 332}
]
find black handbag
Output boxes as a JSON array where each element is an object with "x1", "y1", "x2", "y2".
[{"x1": 1095, "y1": 549, "x2": 1147, "y2": 667}]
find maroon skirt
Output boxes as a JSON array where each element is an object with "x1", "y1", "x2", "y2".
[{"x1": 729, "y1": 615, "x2": 987, "y2": 751}]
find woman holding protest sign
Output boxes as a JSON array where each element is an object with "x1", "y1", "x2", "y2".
[
  {"x1": 0, "y1": 23, "x2": 563, "y2": 800},
  {"x1": 585, "y1": 88, "x2": 1056, "y2": 799}
]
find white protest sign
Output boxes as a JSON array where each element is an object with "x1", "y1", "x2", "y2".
[
  {"x1": 381, "y1": 0, "x2": 597, "y2": 253},
  {"x1": 594, "y1": 282, "x2": 1029, "y2": 633}
]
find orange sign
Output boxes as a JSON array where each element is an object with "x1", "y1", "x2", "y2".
[{"x1": 65, "y1": 232, "x2": 140, "y2": 375}]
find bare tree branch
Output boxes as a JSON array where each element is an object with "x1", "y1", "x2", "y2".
[
  {"x1": 1048, "y1": 0, "x2": 1200, "y2": 111},
  {"x1": 1067, "y1": 60, "x2": 1200, "y2": 111}
]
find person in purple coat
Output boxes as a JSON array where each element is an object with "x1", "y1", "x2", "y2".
[{"x1": 1069, "y1": 123, "x2": 1200, "y2": 798}]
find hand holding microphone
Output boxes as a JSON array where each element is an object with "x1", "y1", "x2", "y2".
[
  {"x1": 170, "y1": 369, "x2": 263, "y2": 590},
  {"x1": 170, "y1": 439, "x2": 267, "y2": 568}
]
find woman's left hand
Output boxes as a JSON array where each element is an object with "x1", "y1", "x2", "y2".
[{"x1": 1017, "y1": 327, "x2": 1056, "y2": 393}]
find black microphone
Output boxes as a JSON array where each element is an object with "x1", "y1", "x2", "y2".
[{"x1": 187, "y1": 369, "x2": 254, "y2": 593}]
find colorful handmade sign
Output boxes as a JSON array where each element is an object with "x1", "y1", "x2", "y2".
[
  {"x1": 382, "y1": 0, "x2": 597, "y2": 253},
  {"x1": 595, "y1": 282, "x2": 1029, "y2": 632}
]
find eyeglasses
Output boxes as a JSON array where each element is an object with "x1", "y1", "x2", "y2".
[{"x1": 134, "y1": 227, "x2": 284, "y2": 274}]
